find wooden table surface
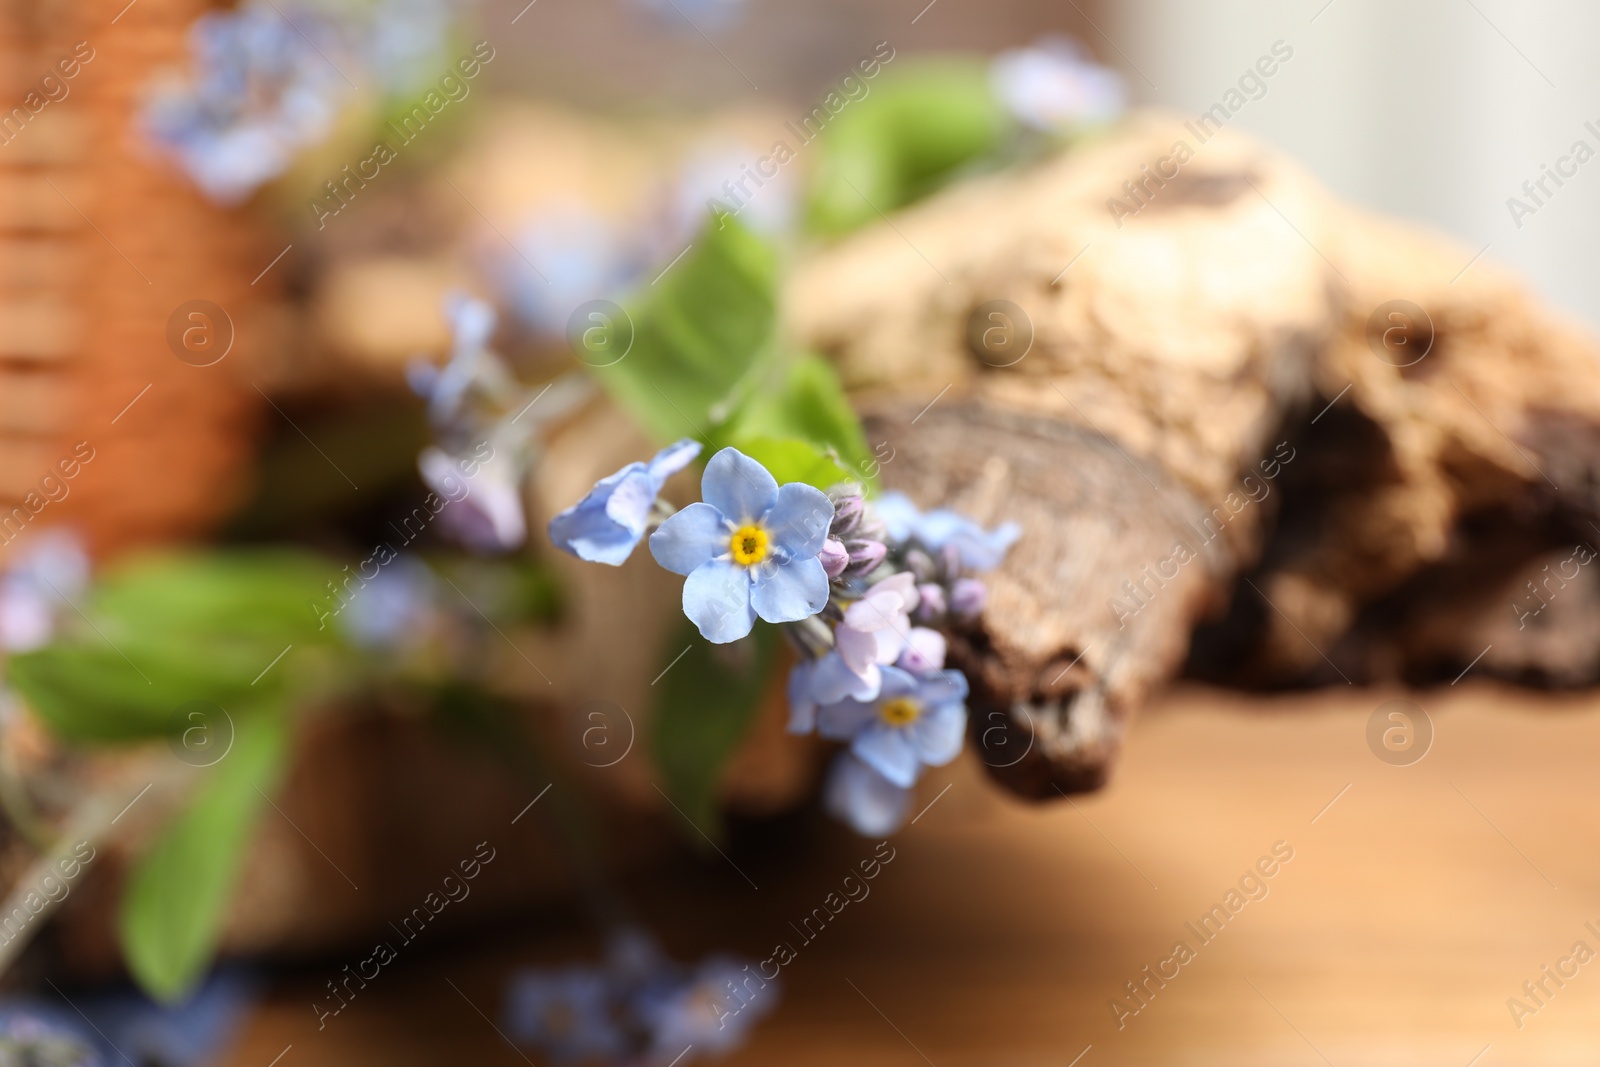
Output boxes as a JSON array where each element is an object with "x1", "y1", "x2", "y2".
[{"x1": 218, "y1": 682, "x2": 1600, "y2": 1066}]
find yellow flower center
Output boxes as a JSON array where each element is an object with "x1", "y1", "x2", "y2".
[
  {"x1": 729, "y1": 524, "x2": 770, "y2": 566},
  {"x1": 880, "y1": 696, "x2": 922, "y2": 727}
]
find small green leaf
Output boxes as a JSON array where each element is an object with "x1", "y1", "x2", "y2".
[
  {"x1": 6, "y1": 550, "x2": 343, "y2": 743},
  {"x1": 119, "y1": 712, "x2": 289, "y2": 1002},
  {"x1": 807, "y1": 57, "x2": 1011, "y2": 236},
  {"x1": 595, "y1": 217, "x2": 779, "y2": 444},
  {"x1": 720, "y1": 355, "x2": 875, "y2": 489},
  {"x1": 652, "y1": 621, "x2": 779, "y2": 840}
]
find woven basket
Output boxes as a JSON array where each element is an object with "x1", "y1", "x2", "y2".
[{"x1": 0, "y1": 0, "x2": 267, "y2": 565}]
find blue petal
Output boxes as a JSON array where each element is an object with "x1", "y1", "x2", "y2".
[
  {"x1": 873, "y1": 492, "x2": 922, "y2": 543},
  {"x1": 908, "y1": 701, "x2": 966, "y2": 767},
  {"x1": 852, "y1": 724, "x2": 920, "y2": 788},
  {"x1": 764, "y1": 483, "x2": 834, "y2": 560},
  {"x1": 824, "y1": 753, "x2": 911, "y2": 836},
  {"x1": 547, "y1": 464, "x2": 653, "y2": 566},
  {"x1": 913, "y1": 669, "x2": 969, "y2": 706},
  {"x1": 817, "y1": 698, "x2": 877, "y2": 741},
  {"x1": 701, "y1": 447, "x2": 777, "y2": 524},
  {"x1": 877, "y1": 665, "x2": 920, "y2": 700},
  {"x1": 750, "y1": 556, "x2": 829, "y2": 624},
  {"x1": 681, "y1": 559, "x2": 756, "y2": 643},
  {"x1": 649, "y1": 502, "x2": 731, "y2": 576},
  {"x1": 647, "y1": 438, "x2": 702, "y2": 483},
  {"x1": 811, "y1": 650, "x2": 881, "y2": 704}
]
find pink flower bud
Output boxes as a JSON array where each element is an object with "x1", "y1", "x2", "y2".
[
  {"x1": 819, "y1": 537, "x2": 850, "y2": 579},
  {"x1": 950, "y1": 577, "x2": 987, "y2": 618}
]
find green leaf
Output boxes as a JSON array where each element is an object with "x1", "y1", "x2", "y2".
[
  {"x1": 5, "y1": 550, "x2": 341, "y2": 744},
  {"x1": 119, "y1": 712, "x2": 289, "y2": 1002},
  {"x1": 807, "y1": 57, "x2": 1011, "y2": 236},
  {"x1": 720, "y1": 355, "x2": 875, "y2": 489},
  {"x1": 729, "y1": 436, "x2": 852, "y2": 492},
  {"x1": 652, "y1": 620, "x2": 779, "y2": 841},
  {"x1": 595, "y1": 217, "x2": 779, "y2": 444}
]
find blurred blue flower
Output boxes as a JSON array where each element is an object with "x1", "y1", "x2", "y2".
[
  {"x1": 0, "y1": 530, "x2": 89, "y2": 653},
  {"x1": 662, "y1": 138, "x2": 797, "y2": 245},
  {"x1": 336, "y1": 557, "x2": 439, "y2": 649},
  {"x1": 140, "y1": 2, "x2": 349, "y2": 204},
  {"x1": 549, "y1": 439, "x2": 701, "y2": 566},
  {"x1": 498, "y1": 203, "x2": 651, "y2": 337},
  {"x1": 990, "y1": 35, "x2": 1126, "y2": 132},
  {"x1": 506, "y1": 967, "x2": 627, "y2": 1063},
  {"x1": 629, "y1": 0, "x2": 745, "y2": 35},
  {"x1": 419, "y1": 443, "x2": 528, "y2": 553},
  {"x1": 818, "y1": 665, "x2": 967, "y2": 788},
  {"x1": 505, "y1": 930, "x2": 775, "y2": 1067},
  {"x1": 824, "y1": 751, "x2": 911, "y2": 836},
  {"x1": 0, "y1": 1006, "x2": 101, "y2": 1066},
  {"x1": 0, "y1": 968, "x2": 259, "y2": 1067},
  {"x1": 874, "y1": 492, "x2": 1020, "y2": 571},
  {"x1": 408, "y1": 294, "x2": 513, "y2": 426},
  {"x1": 637, "y1": 956, "x2": 775, "y2": 1062},
  {"x1": 786, "y1": 649, "x2": 880, "y2": 735},
  {"x1": 649, "y1": 448, "x2": 833, "y2": 643}
]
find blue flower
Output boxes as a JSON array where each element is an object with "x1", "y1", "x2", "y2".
[
  {"x1": 505, "y1": 967, "x2": 627, "y2": 1063},
  {"x1": 336, "y1": 558, "x2": 438, "y2": 649},
  {"x1": 824, "y1": 752, "x2": 912, "y2": 836},
  {"x1": 874, "y1": 492, "x2": 1020, "y2": 571},
  {"x1": 139, "y1": 3, "x2": 349, "y2": 204},
  {"x1": 990, "y1": 35, "x2": 1125, "y2": 131},
  {"x1": 818, "y1": 665, "x2": 967, "y2": 788},
  {"x1": 649, "y1": 448, "x2": 833, "y2": 643},
  {"x1": 786, "y1": 650, "x2": 880, "y2": 734},
  {"x1": 407, "y1": 295, "x2": 512, "y2": 426},
  {"x1": 419, "y1": 443, "x2": 529, "y2": 553},
  {"x1": 499, "y1": 204, "x2": 651, "y2": 337},
  {"x1": 0, "y1": 530, "x2": 88, "y2": 653},
  {"x1": 549, "y1": 439, "x2": 702, "y2": 566},
  {"x1": 636, "y1": 956, "x2": 776, "y2": 1062}
]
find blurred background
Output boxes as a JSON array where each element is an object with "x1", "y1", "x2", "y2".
[{"x1": 1, "y1": 0, "x2": 1598, "y2": 1064}]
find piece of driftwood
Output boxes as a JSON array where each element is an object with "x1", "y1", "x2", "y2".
[{"x1": 789, "y1": 110, "x2": 1600, "y2": 796}]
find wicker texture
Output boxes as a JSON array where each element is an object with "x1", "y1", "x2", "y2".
[{"x1": 0, "y1": 0, "x2": 266, "y2": 564}]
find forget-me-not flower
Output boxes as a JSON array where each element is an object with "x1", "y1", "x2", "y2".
[
  {"x1": 649, "y1": 448, "x2": 833, "y2": 643},
  {"x1": 0, "y1": 531, "x2": 88, "y2": 653},
  {"x1": 505, "y1": 967, "x2": 627, "y2": 1063},
  {"x1": 549, "y1": 439, "x2": 701, "y2": 565},
  {"x1": 874, "y1": 492, "x2": 1021, "y2": 571},
  {"x1": 140, "y1": 2, "x2": 349, "y2": 205},
  {"x1": 824, "y1": 751, "x2": 912, "y2": 837},
  {"x1": 636, "y1": 955, "x2": 775, "y2": 1062},
  {"x1": 786, "y1": 649, "x2": 882, "y2": 735},
  {"x1": 818, "y1": 665, "x2": 968, "y2": 788},
  {"x1": 990, "y1": 35, "x2": 1125, "y2": 132}
]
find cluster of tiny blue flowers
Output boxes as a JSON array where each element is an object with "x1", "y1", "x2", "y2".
[
  {"x1": 505, "y1": 928, "x2": 775, "y2": 1066},
  {"x1": 549, "y1": 442, "x2": 1018, "y2": 836},
  {"x1": 140, "y1": 0, "x2": 462, "y2": 204}
]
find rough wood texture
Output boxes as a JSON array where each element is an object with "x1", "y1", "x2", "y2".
[{"x1": 789, "y1": 110, "x2": 1600, "y2": 794}]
